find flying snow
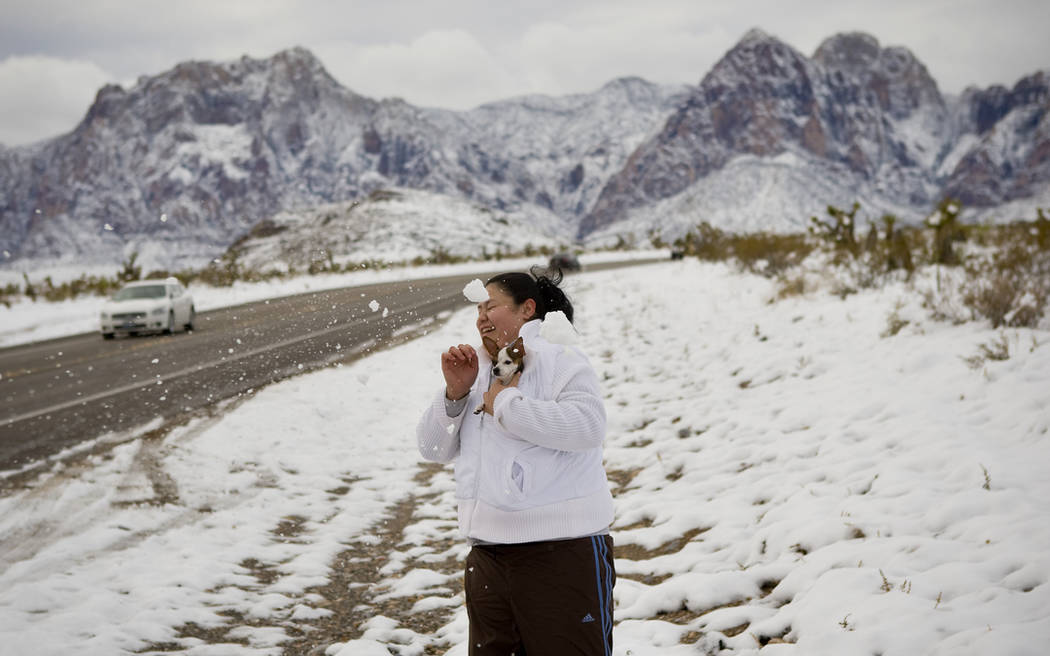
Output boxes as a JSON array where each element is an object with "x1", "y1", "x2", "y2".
[
  {"x1": 539, "y1": 310, "x2": 576, "y2": 345},
  {"x1": 368, "y1": 300, "x2": 380, "y2": 313},
  {"x1": 462, "y1": 279, "x2": 489, "y2": 303}
]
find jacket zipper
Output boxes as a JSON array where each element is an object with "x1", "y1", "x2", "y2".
[{"x1": 466, "y1": 372, "x2": 489, "y2": 535}]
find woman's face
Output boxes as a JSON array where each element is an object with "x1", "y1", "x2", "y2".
[{"x1": 476, "y1": 284, "x2": 535, "y2": 348}]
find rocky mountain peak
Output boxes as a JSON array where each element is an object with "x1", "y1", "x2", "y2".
[
  {"x1": 815, "y1": 33, "x2": 941, "y2": 118},
  {"x1": 708, "y1": 28, "x2": 808, "y2": 85},
  {"x1": 812, "y1": 32, "x2": 881, "y2": 71},
  {"x1": 737, "y1": 27, "x2": 775, "y2": 46}
]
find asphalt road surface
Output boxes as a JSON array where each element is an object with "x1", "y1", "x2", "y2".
[{"x1": 0, "y1": 259, "x2": 660, "y2": 472}]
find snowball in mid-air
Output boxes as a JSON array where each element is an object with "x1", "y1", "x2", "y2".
[
  {"x1": 463, "y1": 279, "x2": 489, "y2": 303},
  {"x1": 368, "y1": 300, "x2": 380, "y2": 312},
  {"x1": 540, "y1": 310, "x2": 577, "y2": 345}
]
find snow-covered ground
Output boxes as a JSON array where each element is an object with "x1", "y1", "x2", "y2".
[{"x1": 1, "y1": 258, "x2": 1048, "y2": 655}]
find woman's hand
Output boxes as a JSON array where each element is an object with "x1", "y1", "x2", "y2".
[
  {"x1": 481, "y1": 371, "x2": 520, "y2": 415},
  {"x1": 441, "y1": 344, "x2": 478, "y2": 400}
]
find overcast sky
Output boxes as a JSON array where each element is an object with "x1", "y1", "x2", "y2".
[{"x1": 1, "y1": 0, "x2": 1048, "y2": 147}]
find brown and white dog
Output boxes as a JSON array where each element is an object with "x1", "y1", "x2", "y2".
[{"x1": 474, "y1": 335, "x2": 526, "y2": 414}]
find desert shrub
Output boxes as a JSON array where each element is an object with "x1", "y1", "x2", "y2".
[
  {"x1": 775, "y1": 272, "x2": 808, "y2": 299},
  {"x1": 881, "y1": 300, "x2": 911, "y2": 338},
  {"x1": 960, "y1": 240, "x2": 1049, "y2": 328},
  {"x1": 688, "y1": 223, "x2": 730, "y2": 261},
  {"x1": 1036, "y1": 208, "x2": 1050, "y2": 249},
  {"x1": 118, "y1": 252, "x2": 142, "y2": 282},
  {"x1": 919, "y1": 213, "x2": 1050, "y2": 328},
  {"x1": 39, "y1": 273, "x2": 120, "y2": 301},
  {"x1": 887, "y1": 226, "x2": 915, "y2": 273},
  {"x1": 648, "y1": 230, "x2": 667, "y2": 249},
  {"x1": 22, "y1": 273, "x2": 37, "y2": 301},
  {"x1": 961, "y1": 332, "x2": 1011, "y2": 370},
  {"x1": 924, "y1": 198, "x2": 966, "y2": 265},
  {"x1": 809, "y1": 202, "x2": 860, "y2": 256},
  {"x1": 866, "y1": 214, "x2": 916, "y2": 274},
  {"x1": 0, "y1": 281, "x2": 20, "y2": 308},
  {"x1": 731, "y1": 232, "x2": 816, "y2": 277},
  {"x1": 921, "y1": 272, "x2": 971, "y2": 324},
  {"x1": 962, "y1": 272, "x2": 1046, "y2": 328},
  {"x1": 411, "y1": 246, "x2": 468, "y2": 266},
  {"x1": 676, "y1": 223, "x2": 814, "y2": 277}
]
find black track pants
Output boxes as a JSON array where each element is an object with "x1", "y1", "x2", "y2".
[{"x1": 464, "y1": 535, "x2": 615, "y2": 656}]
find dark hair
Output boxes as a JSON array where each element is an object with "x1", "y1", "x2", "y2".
[{"x1": 487, "y1": 266, "x2": 574, "y2": 324}]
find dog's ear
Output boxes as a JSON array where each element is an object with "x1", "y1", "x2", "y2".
[
  {"x1": 508, "y1": 336, "x2": 525, "y2": 359},
  {"x1": 482, "y1": 336, "x2": 500, "y2": 359}
]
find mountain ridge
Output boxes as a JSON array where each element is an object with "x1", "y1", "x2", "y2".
[{"x1": 1, "y1": 32, "x2": 1047, "y2": 270}]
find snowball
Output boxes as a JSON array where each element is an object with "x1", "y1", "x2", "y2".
[
  {"x1": 540, "y1": 310, "x2": 577, "y2": 345},
  {"x1": 463, "y1": 279, "x2": 489, "y2": 303},
  {"x1": 368, "y1": 300, "x2": 380, "y2": 312}
]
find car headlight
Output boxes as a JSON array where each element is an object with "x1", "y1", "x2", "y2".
[{"x1": 151, "y1": 307, "x2": 166, "y2": 316}]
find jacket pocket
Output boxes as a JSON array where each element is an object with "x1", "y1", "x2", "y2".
[{"x1": 503, "y1": 454, "x2": 533, "y2": 503}]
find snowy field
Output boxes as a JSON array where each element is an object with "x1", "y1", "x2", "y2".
[{"x1": 1, "y1": 258, "x2": 1048, "y2": 655}]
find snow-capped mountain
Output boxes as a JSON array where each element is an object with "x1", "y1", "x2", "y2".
[
  {"x1": 1, "y1": 32, "x2": 1047, "y2": 271},
  {"x1": 941, "y1": 71, "x2": 1050, "y2": 208},
  {"x1": 0, "y1": 48, "x2": 684, "y2": 270},
  {"x1": 581, "y1": 30, "x2": 1049, "y2": 242}
]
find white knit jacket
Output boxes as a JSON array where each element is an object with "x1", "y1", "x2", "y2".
[{"x1": 416, "y1": 319, "x2": 614, "y2": 543}]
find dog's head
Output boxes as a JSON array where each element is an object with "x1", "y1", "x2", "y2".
[{"x1": 483, "y1": 335, "x2": 526, "y2": 385}]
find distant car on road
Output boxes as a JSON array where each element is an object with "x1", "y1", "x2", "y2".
[
  {"x1": 548, "y1": 253, "x2": 581, "y2": 273},
  {"x1": 100, "y1": 278, "x2": 195, "y2": 339}
]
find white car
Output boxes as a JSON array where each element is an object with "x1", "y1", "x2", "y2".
[{"x1": 100, "y1": 278, "x2": 196, "y2": 339}]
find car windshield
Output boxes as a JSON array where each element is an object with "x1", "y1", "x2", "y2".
[{"x1": 113, "y1": 285, "x2": 166, "y2": 301}]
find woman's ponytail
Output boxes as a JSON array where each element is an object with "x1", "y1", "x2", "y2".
[{"x1": 530, "y1": 266, "x2": 574, "y2": 324}]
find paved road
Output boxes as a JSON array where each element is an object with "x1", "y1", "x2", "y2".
[{"x1": 0, "y1": 259, "x2": 660, "y2": 471}]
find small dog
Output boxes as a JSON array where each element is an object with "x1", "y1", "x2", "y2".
[{"x1": 474, "y1": 336, "x2": 526, "y2": 414}]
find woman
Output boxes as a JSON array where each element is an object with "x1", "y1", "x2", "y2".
[{"x1": 416, "y1": 268, "x2": 615, "y2": 655}]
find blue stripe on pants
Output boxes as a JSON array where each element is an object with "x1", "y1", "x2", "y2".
[{"x1": 591, "y1": 536, "x2": 613, "y2": 656}]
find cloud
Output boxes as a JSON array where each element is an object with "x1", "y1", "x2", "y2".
[
  {"x1": 1, "y1": 0, "x2": 1047, "y2": 146},
  {"x1": 315, "y1": 7, "x2": 735, "y2": 109},
  {"x1": 317, "y1": 29, "x2": 518, "y2": 110},
  {"x1": 0, "y1": 56, "x2": 114, "y2": 146},
  {"x1": 513, "y1": 17, "x2": 731, "y2": 93}
]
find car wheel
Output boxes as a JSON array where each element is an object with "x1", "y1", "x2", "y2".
[
  {"x1": 165, "y1": 311, "x2": 175, "y2": 335},
  {"x1": 185, "y1": 306, "x2": 195, "y2": 331},
  {"x1": 102, "y1": 332, "x2": 115, "y2": 340}
]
